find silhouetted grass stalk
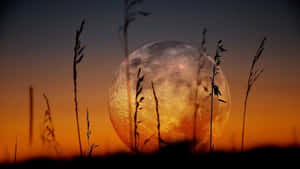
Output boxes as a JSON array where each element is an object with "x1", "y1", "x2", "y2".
[
  {"x1": 86, "y1": 109, "x2": 99, "y2": 157},
  {"x1": 192, "y1": 28, "x2": 207, "y2": 150},
  {"x1": 73, "y1": 20, "x2": 85, "y2": 156},
  {"x1": 134, "y1": 68, "x2": 144, "y2": 153},
  {"x1": 123, "y1": 0, "x2": 133, "y2": 151},
  {"x1": 120, "y1": 0, "x2": 150, "y2": 151},
  {"x1": 210, "y1": 40, "x2": 227, "y2": 152},
  {"x1": 151, "y1": 81, "x2": 161, "y2": 150},
  {"x1": 41, "y1": 94, "x2": 59, "y2": 154},
  {"x1": 241, "y1": 37, "x2": 266, "y2": 152}
]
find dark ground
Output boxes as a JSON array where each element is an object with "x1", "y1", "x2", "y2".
[{"x1": 1, "y1": 143, "x2": 300, "y2": 168}]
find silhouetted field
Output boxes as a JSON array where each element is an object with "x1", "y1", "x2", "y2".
[{"x1": 2, "y1": 143, "x2": 300, "y2": 168}]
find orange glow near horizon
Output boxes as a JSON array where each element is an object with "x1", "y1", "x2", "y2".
[{"x1": 0, "y1": 61, "x2": 299, "y2": 163}]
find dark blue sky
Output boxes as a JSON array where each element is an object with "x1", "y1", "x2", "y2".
[
  {"x1": 1, "y1": 0, "x2": 299, "y2": 85},
  {"x1": 1, "y1": 0, "x2": 299, "y2": 52},
  {"x1": 0, "y1": 0, "x2": 299, "y2": 99}
]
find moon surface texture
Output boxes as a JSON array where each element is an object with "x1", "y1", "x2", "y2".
[{"x1": 109, "y1": 41, "x2": 231, "y2": 152}]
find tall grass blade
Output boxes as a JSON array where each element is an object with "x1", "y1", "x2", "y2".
[
  {"x1": 151, "y1": 81, "x2": 161, "y2": 151},
  {"x1": 73, "y1": 19, "x2": 86, "y2": 156},
  {"x1": 120, "y1": 0, "x2": 150, "y2": 151},
  {"x1": 134, "y1": 67, "x2": 144, "y2": 153},
  {"x1": 192, "y1": 28, "x2": 207, "y2": 151},
  {"x1": 41, "y1": 94, "x2": 59, "y2": 154},
  {"x1": 86, "y1": 109, "x2": 99, "y2": 157},
  {"x1": 241, "y1": 37, "x2": 266, "y2": 152},
  {"x1": 210, "y1": 40, "x2": 227, "y2": 152}
]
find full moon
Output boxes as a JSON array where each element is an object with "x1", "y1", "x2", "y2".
[{"x1": 109, "y1": 41, "x2": 231, "y2": 152}]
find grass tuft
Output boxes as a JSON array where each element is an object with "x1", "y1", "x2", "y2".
[
  {"x1": 86, "y1": 108, "x2": 99, "y2": 157},
  {"x1": 192, "y1": 28, "x2": 207, "y2": 151},
  {"x1": 241, "y1": 37, "x2": 266, "y2": 152},
  {"x1": 73, "y1": 19, "x2": 86, "y2": 156},
  {"x1": 209, "y1": 40, "x2": 227, "y2": 152},
  {"x1": 41, "y1": 94, "x2": 59, "y2": 154}
]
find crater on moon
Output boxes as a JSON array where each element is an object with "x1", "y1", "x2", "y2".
[{"x1": 109, "y1": 41, "x2": 231, "y2": 152}]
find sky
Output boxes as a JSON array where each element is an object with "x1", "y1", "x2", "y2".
[{"x1": 0, "y1": 0, "x2": 300, "y2": 162}]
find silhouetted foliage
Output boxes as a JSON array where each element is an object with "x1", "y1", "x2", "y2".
[
  {"x1": 210, "y1": 40, "x2": 227, "y2": 152},
  {"x1": 119, "y1": 0, "x2": 150, "y2": 151},
  {"x1": 193, "y1": 28, "x2": 207, "y2": 150},
  {"x1": 86, "y1": 109, "x2": 99, "y2": 157},
  {"x1": 142, "y1": 134, "x2": 155, "y2": 147},
  {"x1": 41, "y1": 94, "x2": 59, "y2": 154},
  {"x1": 151, "y1": 81, "x2": 162, "y2": 151},
  {"x1": 73, "y1": 19, "x2": 86, "y2": 156},
  {"x1": 134, "y1": 67, "x2": 145, "y2": 153},
  {"x1": 241, "y1": 37, "x2": 266, "y2": 152}
]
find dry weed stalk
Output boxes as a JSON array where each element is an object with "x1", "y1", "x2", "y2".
[
  {"x1": 134, "y1": 68, "x2": 145, "y2": 153},
  {"x1": 210, "y1": 40, "x2": 227, "y2": 152},
  {"x1": 151, "y1": 81, "x2": 162, "y2": 150},
  {"x1": 86, "y1": 109, "x2": 99, "y2": 157},
  {"x1": 241, "y1": 37, "x2": 266, "y2": 152},
  {"x1": 41, "y1": 94, "x2": 59, "y2": 153},
  {"x1": 73, "y1": 20, "x2": 85, "y2": 156},
  {"x1": 192, "y1": 28, "x2": 207, "y2": 150},
  {"x1": 120, "y1": 0, "x2": 150, "y2": 151}
]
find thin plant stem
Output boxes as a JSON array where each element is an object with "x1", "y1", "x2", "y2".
[
  {"x1": 123, "y1": 0, "x2": 133, "y2": 151},
  {"x1": 86, "y1": 108, "x2": 98, "y2": 157},
  {"x1": 241, "y1": 37, "x2": 266, "y2": 152},
  {"x1": 241, "y1": 87, "x2": 249, "y2": 152},
  {"x1": 134, "y1": 68, "x2": 144, "y2": 153},
  {"x1": 151, "y1": 81, "x2": 161, "y2": 150},
  {"x1": 209, "y1": 66, "x2": 215, "y2": 152},
  {"x1": 73, "y1": 20, "x2": 85, "y2": 156},
  {"x1": 210, "y1": 40, "x2": 227, "y2": 152},
  {"x1": 193, "y1": 28, "x2": 207, "y2": 151},
  {"x1": 87, "y1": 108, "x2": 91, "y2": 148},
  {"x1": 41, "y1": 94, "x2": 59, "y2": 154},
  {"x1": 120, "y1": 0, "x2": 150, "y2": 152}
]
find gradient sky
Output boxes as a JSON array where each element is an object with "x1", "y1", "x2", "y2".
[{"x1": 0, "y1": 0, "x2": 300, "y2": 162}]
